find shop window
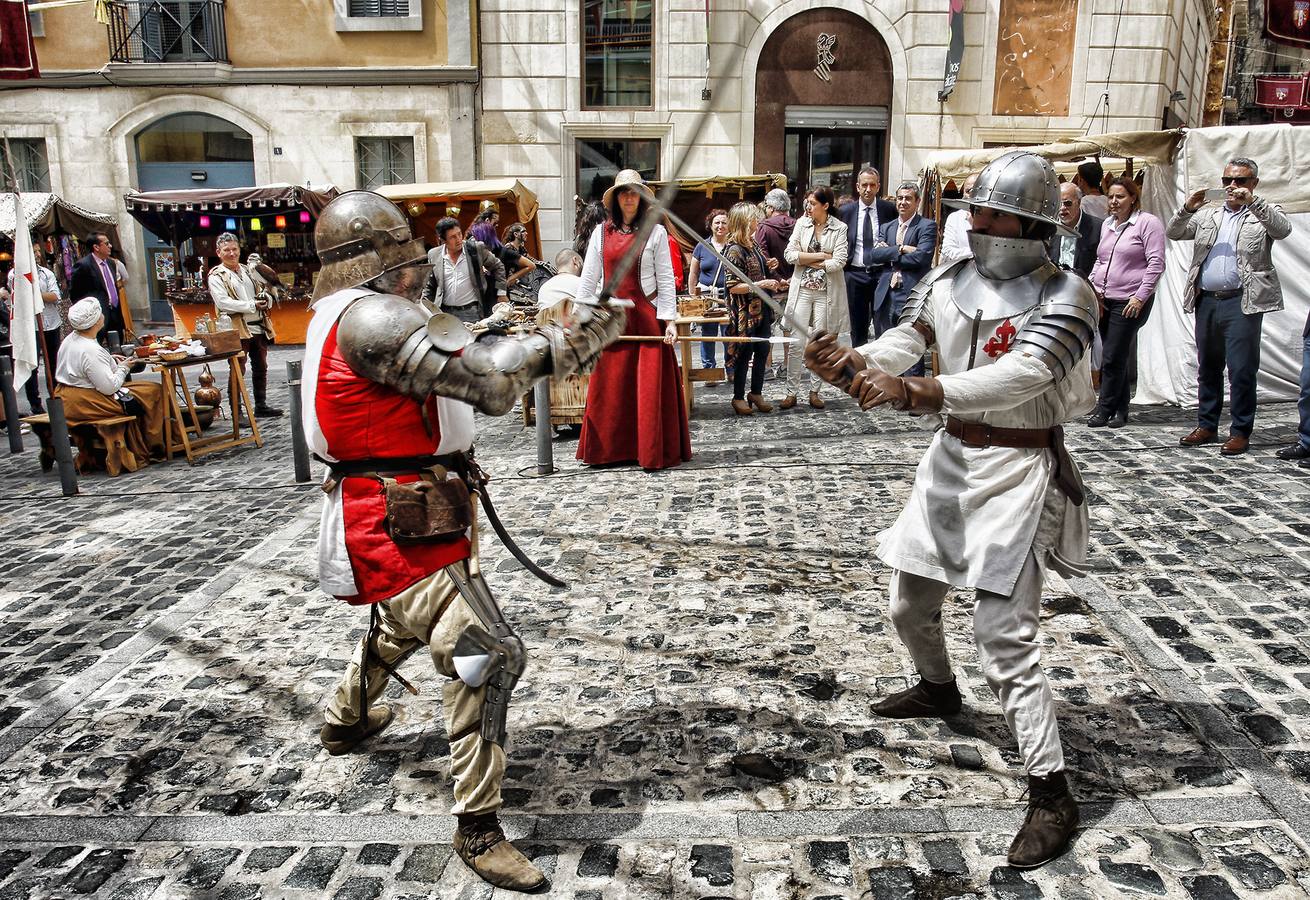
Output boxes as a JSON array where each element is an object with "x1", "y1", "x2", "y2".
[
  {"x1": 29, "y1": 11, "x2": 44, "y2": 37},
  {"x1": 582, "y1": 0, "x2": 653, "y2": 109},
  {"x1": 0, "y1": 139, "x2": 51, "y2": 192},
  {"x1": 356, "y1": 137, "x2": 416, "y2": 190},
  {"x1": 335, "y1": 0, "x2": 420, "y2": 31},
  {"x1": 576, "y1": 138, "x2": 659, "y2": 203}
]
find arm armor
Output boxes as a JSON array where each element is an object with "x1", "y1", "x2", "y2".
[
  {"x1": 896, "y1": 258, "x2": 966, "y2": 339},
  {"x1": 337, "y1": 293, "x2": 625, "y2": 417},
  {"x1": 1010, "y1": 271, "x2": 1098, "y2": 383}
]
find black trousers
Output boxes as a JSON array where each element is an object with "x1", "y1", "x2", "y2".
[
  {"x1": 95, "y1": 304, "x2": 126, "y2": 347},
  {"x1": 845, "y1": 269, "x2": 879, "y2": 347},
  {"x1": 1096, "y1": 298, "x2": 1149, "y2": 418},
  {"x1": 239, "y1": 334, "x2": 271, "y2": 405},
  {"x1": 733, "y1": 339, "x2": 769, "y2": 400}
]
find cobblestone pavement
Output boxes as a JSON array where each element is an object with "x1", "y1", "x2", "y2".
[{"x1": 1, "y1": 348, "x2": 1309, "y2": 898}]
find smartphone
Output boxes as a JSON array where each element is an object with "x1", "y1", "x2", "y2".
[{"x1": 1204, "y1": 188, "x2": 1227, "y2": 203}]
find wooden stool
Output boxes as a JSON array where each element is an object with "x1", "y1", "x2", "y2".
[
  {"x1": 93, "y1": 416, "x2": 140, "y2": 476},
  {"x1": 22, "y1": 413, "x2": 139, "y2": 477}
]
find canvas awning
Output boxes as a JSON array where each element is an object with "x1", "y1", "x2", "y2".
[
  {"x1": 923, "y1": 130, "x2": 1184, "y2": 180},
  {"x1": 0, "y1": 192, "x2": 117, "y2": 240},
  {"x1": 378, "y1": 179, "x2": 539, "y2": 224},
  {"x1": 122, "y1": 183, "x2": 339, "y2": 245}
]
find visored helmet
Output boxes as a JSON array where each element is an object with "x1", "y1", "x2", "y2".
[
  {"x1": 944, "y1": 150, "x2": 1075, "y2": 237},
  {"x1": 312, "y1": 190, "x2": 428, "y2": 301}
]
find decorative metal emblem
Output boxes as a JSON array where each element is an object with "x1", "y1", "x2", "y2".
[{"x1": 814, "y1": 33, "x2": 837, "y2": 82}]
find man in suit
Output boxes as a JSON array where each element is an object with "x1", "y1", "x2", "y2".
[
  {"x1": 1048, "y1": 183, "x2": 1102, "y2": 278},
  {"x1": 868, "y1": 181, "x2": 937, "y2": 337},
  {"x1": 69, "y1": 231, "x2": 126, "y2": 345},
  {"x1": 421, "y1": 216, "x2": 508, "y2": 324},
  {"x1": 839, "y1": 166, "x2": 897, "y2": 345}
]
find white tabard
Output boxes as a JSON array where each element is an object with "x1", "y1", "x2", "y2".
[{"x1": 857, "y1": 268, "x2": 1097, "y2": 595}]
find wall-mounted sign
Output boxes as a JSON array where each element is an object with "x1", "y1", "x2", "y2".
[
  {"x1": 153, "y1": 250, "x2": 176, "y2": 281},
  {"x1": 265, "y1": 233, "x2": 287, "y2": 248},
  {"x1": 993, "y1": 0, "x2": 1078, "y2": 116},
  {"x1": 939, "y1": 0, "x2": 966, "y2": 101},
  {"x1": 814, "y1": 33, "x2": 837, "y2": 82}
]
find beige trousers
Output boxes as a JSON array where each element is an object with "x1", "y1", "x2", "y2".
[
  {"x1": 785, "y1": 287, "x2": 825, "y2": 395},
  {"x1": 325, "y1": 566, "x2": 506, "y2": 815},
  {"x1": 887, "y1": 549, "x2": 1065, "y2": 777}
]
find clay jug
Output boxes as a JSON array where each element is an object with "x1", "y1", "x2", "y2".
[{"x1": 194, "y1": 366, "x2": 222, "y2": 408}]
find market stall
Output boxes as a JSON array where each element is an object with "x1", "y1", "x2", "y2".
[
  {"x1": 122, "y1": 183, "x2": 339, "y2": 344},
  {"x1": 0, "y1": 192, "x2": 124, "y2": 329},
  {"x1": 378, "y1": 179, "x2": 542, "y2": 259},
  {"x1": 601, "y1": 173, "x2": 788, "y2": 253}
]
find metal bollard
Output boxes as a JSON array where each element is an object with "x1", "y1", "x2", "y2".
[
  {"x1": 533, "y1": 378, "x2": 553, "y2": 475},
  {"x1": 286, "y1": 359, "x2": 311, "y2": 483},
  {"x1": 46, "y1": 395, "x2": 79, "y2": 496},
  {"x1": 1, "y1": 355, "x2": 24, "y2": 453}
]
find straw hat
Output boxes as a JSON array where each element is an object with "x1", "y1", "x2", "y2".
[{"x1": 601, "y1": 169, "x2": 656, "y2": 208}]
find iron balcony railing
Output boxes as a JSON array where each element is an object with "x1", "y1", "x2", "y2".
[{"x1": 108, "y1": 1, "x2": 229, "y2": 64}]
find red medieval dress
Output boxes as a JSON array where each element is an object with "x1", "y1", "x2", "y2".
[{"x1": 577, "y1": 226, "x2": 692, "y2": 470}]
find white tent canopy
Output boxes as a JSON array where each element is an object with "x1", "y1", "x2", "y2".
[{"x1": 0, "y1": 192, "x2": 117, "y2": 239}]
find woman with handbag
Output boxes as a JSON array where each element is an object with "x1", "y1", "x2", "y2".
[
  {"x1": 781, "y1": 186, "x2": 850, "y2": 409},
  {"x1": 722, "y1": 203, "x2": 782, "y2": 416},
  {"x1": 575, "y1": 170, "x2": 691, "y2": 470}
]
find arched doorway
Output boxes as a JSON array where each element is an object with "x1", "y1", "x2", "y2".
[
  {"x1": 134, "y1": 113, "x2": 255, "y2": 318},
  {"x1": 753, "y1": 9, "x2": 893, "y2": 205}
]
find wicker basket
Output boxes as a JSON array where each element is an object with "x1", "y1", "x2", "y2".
[{"x1": 522, "y1": 372, "x2": 590, "y2": 427}]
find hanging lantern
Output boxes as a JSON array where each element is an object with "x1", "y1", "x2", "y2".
[
  {"x1": 225, "y1": 218, "x2": 237, "y2": 230},
  {"x1": 479, "y1": 200, "x2": 497, "y2": 213},
  {"x1": 446, "y1": 204, "x2": 461, "y2": 217},
  {"x1": 199, "y1": 215, "x2": 211, "y2": 228},
  {"x1": 405, "y1": 200, "x2": 427, "y2": 218},
  {"x1": 250, "y1": 218, "x2": 262, "y2": 231},
  {"x1": 275, "y1": 215, "x2": 287, "y2": 229},
  {"x1": 299, "y1": 210, "x2": 311, "y2": 224}
]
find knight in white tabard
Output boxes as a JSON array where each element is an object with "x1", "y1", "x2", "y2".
[
  {"x1": 806, "y1": 151, "x2": 1097, "y2": 870},
  {"x1": 303, "y1": 191, "x2": 623, "y2": 891}
]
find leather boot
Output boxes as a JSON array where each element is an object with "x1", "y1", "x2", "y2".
[
  {"x1": 1007, "y1": 771, "x2": 1080, "y2": 869},
  {"x1": 808, "y1": 391, "x2": 825, "y2": 409},
  {"x1": 454, "y1": 813, "x2": 547, "y2": 891},
  {"x1": 871, "y1": 677, "x2": 962, "y2": 719},
  {"x1": 778, "y1": 394, "x2": 797, "y2": 410},
  {"x1": 731, "y1": 398, "x2": 753, "y2": 416},
  {"x1": 319, "y1": 705, "x2": 393, "y2": 756},
  {"x1": 747, "y1": 392, "x2": 773, "y2": 413}
]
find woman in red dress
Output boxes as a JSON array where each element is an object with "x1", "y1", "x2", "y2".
[{"x1": 575, "y1": 169, "x2": 692, "y2": 470}]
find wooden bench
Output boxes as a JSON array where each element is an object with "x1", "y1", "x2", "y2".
[{"x1": 21, "y1": 413, "x2": 141, "y2": 477}]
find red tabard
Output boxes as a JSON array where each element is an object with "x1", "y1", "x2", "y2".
[
  {"x1": 316, "y1": 322, "x2": 470, "y2": 605},
  {"x1": 576, "y1": 227, "x2": 692, "y2": 470}
]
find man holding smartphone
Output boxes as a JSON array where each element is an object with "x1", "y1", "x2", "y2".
[{"x1": 1168, "y1": 157, "x2": 1292, "y2": 456}]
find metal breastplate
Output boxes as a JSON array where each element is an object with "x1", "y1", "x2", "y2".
[{"x1": 949, "y1": 259, "x2": 1057, "y2": 321}]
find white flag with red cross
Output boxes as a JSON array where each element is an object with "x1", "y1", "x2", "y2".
[{"x1": 9, "y1": 192, "x2": 40, "y2": 390}]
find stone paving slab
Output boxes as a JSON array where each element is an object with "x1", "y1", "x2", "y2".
[{"x1": 1, "y1": 351, "x2": 1309, "y2": 897}]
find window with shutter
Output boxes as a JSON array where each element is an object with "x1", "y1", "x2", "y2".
[
  {"x1": 356, "y1": 137, "x2": 416, "y2": 190},
  {"x1": 0, "y1": 139, "x2": 51, "y2": 193},
  {"x1": 334, "y1": 0, "x2": 420, "y2": 31},
  {"x1": 347, "y1": 0, "x2": 409, "y2": 16}
]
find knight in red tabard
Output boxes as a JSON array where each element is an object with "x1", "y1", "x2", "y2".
[
  {"x1": 303, "y1": 191, "x2": 623, "y2": 891},
  {"x1": 807, "y1": 152, "x2": 1098, "y2": 870}
]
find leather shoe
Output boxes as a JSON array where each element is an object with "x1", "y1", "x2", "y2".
[
  {"x1": 731, "y1": 399, "x2": 753, "y2": 416},
  {"x1": 1007, "y1": 771, "x2": 1080, "y2": 869},
  {"x1": 319, "y1": 705, "x2": 393, "y2": 756},
  {"x1": 871, "y1": 677, "x2": 963, "y2": 719},
  {"x1": 1300, "y1": 457, "x2": 1310, "y2": 469},
  {"x1": 1220, "y1": 434, "x2": 1249, "y2": 456},
  {"x1": 778, "y1": 394, "x2": 797, "y2": 410},
  {"x1": 1179, "y1": 427, "x2": 1217, "y2": 446},
  {"x1": 1107, "y1": 411, "x2": 1127, "y2": 429},
  {"x1": 808, "y1": 391, "x2": 825, "y2": 409},
  {"x1": 454, "y1": 814, "x2": 547, "y2": 891},
  {"x1": 1086, "y1": 413, "x2": 1108, "y2": 428},
  {"x1": 1275, "y1": 443, "x2": 1310, "y2": 460},
  {"x1": 747, "y1": 392, "x2": 773, "y2": 413},
  {"x1": 255, "y1": 404, "x2": 284, "y2": 418}
]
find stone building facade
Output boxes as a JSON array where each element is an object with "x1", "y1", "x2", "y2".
[
  {"x1": 479, "y1": 0, "x2": 1220, "y2": 250},
  {"x1": 1, "y1": 0, "x2": 477, "y2": 323}
]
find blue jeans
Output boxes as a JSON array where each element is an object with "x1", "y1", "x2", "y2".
[
  {"x1": 1195, "y1": 292, "x2": 1263, "y2": 437},
  {"x1": 700, "y1": 321, "x2": 720, "y2": 368},
  {"x1": 1298, "y1": 331, "x2": 1310, "y2": 450}
]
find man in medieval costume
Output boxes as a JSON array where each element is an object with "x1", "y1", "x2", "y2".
[
  {"x1": 303, "y1": 191, "x2": 624, "y2": 890},
  {"x1": 807, "y1": 151, "x2": 1098, "y2": 869}
]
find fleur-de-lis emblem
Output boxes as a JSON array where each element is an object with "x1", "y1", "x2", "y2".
[{"x1": 984, "y1": 318, "x2": 1017, "y2": 358}]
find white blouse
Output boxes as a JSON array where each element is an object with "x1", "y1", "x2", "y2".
[{"x1": 56, "y1": 332, "x2": 129, "y2": 395}]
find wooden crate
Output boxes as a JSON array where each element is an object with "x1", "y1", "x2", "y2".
[
  {"x1": 197, "y1": 330, "x2": 242, "y2": 354},
  {"x1": 677, "y1": 297, "x2": 709, "y2": 318},
  {"x1": 522, "y1": 372, "x2": 590, "y2": 427}
]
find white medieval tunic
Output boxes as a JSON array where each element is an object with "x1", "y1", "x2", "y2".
[{"x1": 857, "y1": 268, "x2": 1096, "y2": 596}]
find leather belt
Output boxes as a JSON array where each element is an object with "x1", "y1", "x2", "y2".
[
  {"x1": 848, "y1": 264, "x2": 882, "y2": 275},
  {"x1": 1200, "y1": 288, "x2": 1241, "y2": 300},
  {"x1": 945, "y1": 415, "x2": 1054, "y2": 449}
]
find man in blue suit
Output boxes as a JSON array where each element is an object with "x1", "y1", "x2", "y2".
[
  {"x1": 839, "y1": 166, "x2": 897, "y2": 346},
  {"x1": 869, "y1": 182, "x2": 937, "y2": 338}
]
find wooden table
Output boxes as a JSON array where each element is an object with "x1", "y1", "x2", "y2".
[
  {"x1": 675, "y1": 314, "x2": 729, "y2": 416},
  {"x1": 153, "y1": 350, "x2": 263, "y2": 464}
]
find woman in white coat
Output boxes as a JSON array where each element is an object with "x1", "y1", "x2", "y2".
[{"x1": 781, "y1": 186, "x2": 850, "y2": 409}]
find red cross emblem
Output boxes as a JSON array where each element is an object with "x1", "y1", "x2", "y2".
[{"x1": 983, "y1": 318, "x2": 1017, "y2": 358}]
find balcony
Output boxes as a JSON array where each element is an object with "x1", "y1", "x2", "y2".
[{"x1": 108, "y1": 1, "x2": 229, "y2": 65}]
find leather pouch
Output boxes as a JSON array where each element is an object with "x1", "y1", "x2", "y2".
[
  {"x1": 382, "y1": 469, "x2": 473, "y2": 543},
  {"x1": 1050, "y1": 426, "x2": 1085, "y2": 506}
]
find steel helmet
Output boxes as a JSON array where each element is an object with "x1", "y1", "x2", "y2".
[
  {"x1": 944, "y1": 151, "x2": 1076, "y2": 237},
  {"x1": 312, "y1": 190, "x2": 428, "y2": 301}
]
